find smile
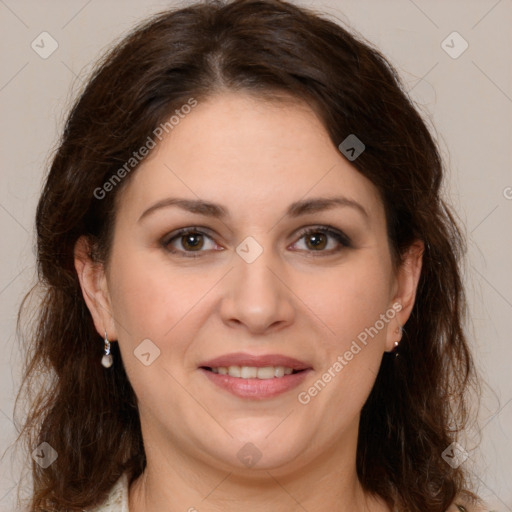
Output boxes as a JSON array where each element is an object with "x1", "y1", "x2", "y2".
[
  {"x1": 199, "y1": 367, "x2": 312, "y2": 399},
  {"x1": 205, "y1": 365, "x2": 298, "y2": 379}
]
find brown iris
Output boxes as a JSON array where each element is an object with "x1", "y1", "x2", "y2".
[{"x1": 305, "y1": 232, "x2": 328, "y2": 250}]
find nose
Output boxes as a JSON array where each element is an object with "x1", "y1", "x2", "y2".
[{"x1": 219, "y1": 244, "x2": 295, "y2": 335}]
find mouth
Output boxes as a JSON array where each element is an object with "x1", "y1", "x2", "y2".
[
  {"x1": 197, "y1": 353, "x2": 313, "y2": 400},
  {"x1": 200, "y1": 366, "x2": 306, "y2": 379},
  {"x1": 198, "y1": 352, "x2": 312, "y2": 373}
]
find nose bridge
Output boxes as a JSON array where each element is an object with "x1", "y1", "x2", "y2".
[
  {"x1": 220, "y1": 235, "x2": 294, "y2": 332},
  {"x1": 234, "y1": 238, "x2": 283, "y2": 304}
]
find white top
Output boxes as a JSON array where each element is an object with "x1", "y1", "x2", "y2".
[
  {"x1": 86, "y1": 472, "x2": 494, "y2": 512},
  {"x1": 87, "y1": 473, "x2": 129, "y2": 512}
]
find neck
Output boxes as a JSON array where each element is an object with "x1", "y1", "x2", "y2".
[{"x1": 128, "y1": 420, "x2": 391, "y2": 512}]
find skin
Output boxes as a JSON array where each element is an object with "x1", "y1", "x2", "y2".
[{"x1": 75, "y1": 92, "x2": 423, "y2": 512}]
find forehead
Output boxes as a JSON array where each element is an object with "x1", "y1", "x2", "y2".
[{"x1": 116, "y1": 92, "x2": 384, "y2": 224}]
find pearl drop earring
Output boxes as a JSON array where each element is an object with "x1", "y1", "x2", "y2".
[{"x1": 101, "y1": 331, "x2": 113, "y2": 368}]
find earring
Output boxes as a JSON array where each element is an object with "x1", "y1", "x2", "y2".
[
  {"x1": 393, "y1": 325, "x2": 402, "y2": 358},
  {"x1": 101, "y1": 331, "x2": 113, "y2": 368}
]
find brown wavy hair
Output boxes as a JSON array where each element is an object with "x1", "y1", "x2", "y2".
[{"x1": 14, "y1": 0, "x2": 483, "y2": 510}]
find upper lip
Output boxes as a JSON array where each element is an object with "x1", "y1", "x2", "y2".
[{"x1": 199, "y1": 352, "x2": 312, "y2": 371}]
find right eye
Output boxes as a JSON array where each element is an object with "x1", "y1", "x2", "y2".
[{"x1": 162, "y1": 227, "x2": 223, "y2": 258}]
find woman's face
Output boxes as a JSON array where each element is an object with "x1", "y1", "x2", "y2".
[{"x1": 78, "y1": 92, "x2": 421, "y2": 475}]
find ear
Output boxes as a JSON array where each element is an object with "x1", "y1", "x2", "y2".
[
  {"x1": 385, "y1": 239, "x2": 424, "y2": 352},
  {"x1": 74, "y1": 236, "x2": 117, "y2": 341}
]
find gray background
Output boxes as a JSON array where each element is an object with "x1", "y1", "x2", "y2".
[{"x1": 1, "y1": 0, "x2": 511, "y2": 510}]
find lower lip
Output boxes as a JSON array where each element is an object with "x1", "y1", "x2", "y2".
[{"x1": 199, "y1": 368, "x2": 312, "y2": 399}]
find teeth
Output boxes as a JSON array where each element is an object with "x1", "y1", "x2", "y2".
[
  {"x1": 274, "y1": 366, "x2": 285, "y2": 378},
  {"x1": 210, "y1": 366, "x2": 298, "y2": 379}
]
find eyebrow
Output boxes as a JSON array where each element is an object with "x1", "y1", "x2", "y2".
[{"x1": 138, "y1": 196, "x2": 369, "y2": 223}]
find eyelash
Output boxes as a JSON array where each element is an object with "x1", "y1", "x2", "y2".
[{"x1": 161, "y1": 225, "x2": 352, "y2": 259}]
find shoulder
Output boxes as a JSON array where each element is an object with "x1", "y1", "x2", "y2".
[{"x1": 85, "y1": 472, "x2": 130, "y2": 512}]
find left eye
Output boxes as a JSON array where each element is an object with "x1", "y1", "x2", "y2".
[
  {"x1": 162, "y1": 225, "x2": 351, "y2": 258},
  {"x1": 290, "y1": 226, "x2": 351, "y2": 254}
]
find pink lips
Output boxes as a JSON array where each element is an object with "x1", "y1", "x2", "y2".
[
  {"x1": 199, "y1": 352, "x2": 312, "y2": 371},
  {"x1": 198, "y1": 352, "x2": 313, "y2": 400}
]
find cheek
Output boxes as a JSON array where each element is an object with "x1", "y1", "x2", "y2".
[
  {"x1": 298, "y1": 263, "x2": 392, "y2": 427},
  {"x1": 106, "y1": 251, "x2": 200, "y2": 410},
  {"x1": 107, "y1": 247, "x2": 207, "y2": 339},
  {"x1": 311, "y1": 258, "x2": 393, "y2": 409},
  {"x1": 304, "y1": 256, "x2": 393, "y2": 347},
  {"x1": 106, "y1": 247, "x2": 222, "y2": 390}
]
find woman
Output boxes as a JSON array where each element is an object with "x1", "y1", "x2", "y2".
[{"x1": 15, "y1": 0, "x2": 491, "y2": 510}]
